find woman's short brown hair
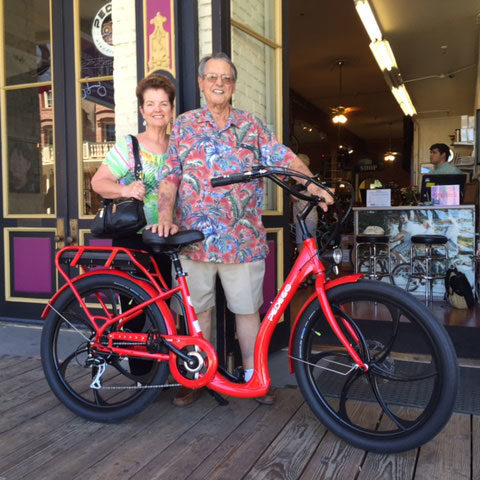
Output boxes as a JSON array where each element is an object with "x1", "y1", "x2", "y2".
[{"x1": 136, "y1": 74, "x2": 176, "y2": 107}]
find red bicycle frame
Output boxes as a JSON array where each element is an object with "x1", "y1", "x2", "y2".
[{"x1": 43, "y1": 234, "x2": 366, "y2": 400}]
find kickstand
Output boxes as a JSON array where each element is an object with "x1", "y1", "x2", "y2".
[{"x1": 206, "y1": 387, "x2": 229, "y2": 406}]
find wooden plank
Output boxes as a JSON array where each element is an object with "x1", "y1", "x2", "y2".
[
  {"x1": 0, "y1": 362, "x2": 114, "y2": 432},
  {"x1": 0, "y1": 400, "x2": 83, "y2": 472},
  {"x1": 0, "y1": 374, "x2": 49, "y2": 416},
  {"x1": 0, "y1": 383, "x2": 58, "y2": 434},
  {"x1": 473, "y1": 415, "x2": 480, "y2": 480},
  {"x1": 244, "y1": 401, "x2": 328, "y2": 480},
  {"x1": 0, "y1": 359, "x2": 44, "y2": 394},
  {"x1": 17, "y1": 393, "x2": 200, "y2": 480},
  {"x1": 1, "y1": 418, "x2": 105, "y2": 479},
  {"x1": 414, "y1": 412, "x2": 470, "y2": 480},
  {"x1": 358, "y1": 406, "x2": 418, "y2": 480},
  {"x1": 300, "y1": 401, "x2": 380, "y2": 480},
  {"x1": 0, "y1": 356, "x2": 32, "y2": 375},
  {"x1": 71, "y1": 391, "x2": 218, "y2": 480},
  {"x1": 129, "y1": 393, "x2": 260, "y2": 480},
  {"x1": 190, "y1": 388, "x2": 304, "y2": 480}
]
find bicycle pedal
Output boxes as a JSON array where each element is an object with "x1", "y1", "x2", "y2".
[{"x1": 206, "y1": 388, "x2": 229, "y2": 406}]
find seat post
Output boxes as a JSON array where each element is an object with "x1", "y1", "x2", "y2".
[{"x1": 171, "y1": 252, "x2": 186, "y2": 279}]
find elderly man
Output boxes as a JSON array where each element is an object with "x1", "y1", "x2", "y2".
[{"x1": 153, "y1": 52, "x2": 333, "y2": 406}]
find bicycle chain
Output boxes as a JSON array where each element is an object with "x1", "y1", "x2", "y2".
[{"x1": 97, "y1": 383, "x2": 181, "y2": 390}]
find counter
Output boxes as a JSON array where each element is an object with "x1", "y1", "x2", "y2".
[{"x1": 353, "y1": 205, "x2": 476, "y2": 297}]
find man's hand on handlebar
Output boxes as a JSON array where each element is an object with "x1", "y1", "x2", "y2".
[{"x1": 306, "y1": 183, "x2": 335, "y2": 212}]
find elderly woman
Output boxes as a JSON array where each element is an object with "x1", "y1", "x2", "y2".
[
  {"x1": 92, "y1": 73, "x2": 175, "y2": 285},
  {"x1": 91, "y1": 74, "x2": 175, "y2": 377}
]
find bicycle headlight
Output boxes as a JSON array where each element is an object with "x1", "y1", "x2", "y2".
[
  {"x1": 332, "y1": 248, "x2": 342, "y2": 265},
  {"x1": 320, "y1": 248, "x2": 343, "y2": 265}
]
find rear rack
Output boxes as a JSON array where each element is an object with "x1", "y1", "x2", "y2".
[
  {"x1": 58, "y1": 249, "x2": 152, "y2": 273},
  {"x1": 55, "y1": 246, "x2": 168, "y2": 291}
]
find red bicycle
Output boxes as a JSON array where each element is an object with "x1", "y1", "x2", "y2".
[{"x1": 41, "y1": 167, "x2": 458, "y2": 453}]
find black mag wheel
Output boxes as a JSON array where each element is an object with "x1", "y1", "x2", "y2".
[
  {"x1": 41, "y1": 274, "x2": 170, "y2": 423},
  {"x1": 292, "y1": 279, "x2": 458, "y2": 453}
]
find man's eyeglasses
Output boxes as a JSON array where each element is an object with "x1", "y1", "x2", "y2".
[{"x1": 203, "y1": 73, "x2": 235, "y2": 85}]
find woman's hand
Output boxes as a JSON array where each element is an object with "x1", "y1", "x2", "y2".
[
  {"x1": 147, "y1": 221, "x2": 179, "y2": 237},
  {"x1": 122, "y1": 180, "x2": 146, "y2": 201}
]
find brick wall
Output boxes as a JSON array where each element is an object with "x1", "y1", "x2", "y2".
[{"x1": 112, "y1": 0, "x2": 138, "y2": 138}]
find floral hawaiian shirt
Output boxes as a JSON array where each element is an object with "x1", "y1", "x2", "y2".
[{"x1": 162, "y1": 106, "x2": 296, "y2": 263}]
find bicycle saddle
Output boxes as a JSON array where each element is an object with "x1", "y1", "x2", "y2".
[{"x1": 142, "y1": 229, "x2": 204, "y2": 252}]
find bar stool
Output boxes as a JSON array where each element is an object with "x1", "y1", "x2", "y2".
[
  {"x1": 409, "y1": 234, "x2": 448, "y2": 304},
  {"x1": 355, "y1": 234, "x2": 392, "y2": 281}
]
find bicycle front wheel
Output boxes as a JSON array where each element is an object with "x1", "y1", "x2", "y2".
[
  {"x1": 41, "y1": 274, "x2": 170, "y2": 423},
  {"x1": 292, "y1": 279, "x2": 458, "y2": 453}
]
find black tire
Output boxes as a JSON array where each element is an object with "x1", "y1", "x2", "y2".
[
  {"x1": 41, "y1": 274, "x2": 170, "y2": 423},
  {"x1": 292, "y1": 280, "x2": 458, "y2": 453}
]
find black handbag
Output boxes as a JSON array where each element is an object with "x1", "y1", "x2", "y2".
[{"x1": 91, "y1": 135, "x2": 147, "y2": 238}]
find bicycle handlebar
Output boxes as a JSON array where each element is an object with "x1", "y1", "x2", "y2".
[{"x1": 211, "y1": 166, "x2": 354, "y2": 253}]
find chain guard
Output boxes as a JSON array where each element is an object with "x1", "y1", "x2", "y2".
[{"x1": 166, "y1": 335, "x2": 218, "y2": 388}]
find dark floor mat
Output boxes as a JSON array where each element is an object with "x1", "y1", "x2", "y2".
[{"x1": 310, "y1": 359, "x2": 479, "y2": 415}]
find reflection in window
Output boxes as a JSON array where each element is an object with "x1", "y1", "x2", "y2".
[
  {"x1": 81, "y1": 1, "x2": 113, "y2": 78},
  {"x1": 4, "y1": 0, "x2": 51, "y2": 85},
  {"x1": 231, "y1": 0, "x2": 275, "y2": 42},
  {"x1": 6, "y1": 87, "x2": 54, "y2": 214},
  {"x1": 81, "y1": 80, "x2": 115, "y2": 215},
  {"x1": 231, "y1": 18, "x2": 280, "y2": 211}
]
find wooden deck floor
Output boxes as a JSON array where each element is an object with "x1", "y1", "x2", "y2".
[{"x1": 0, "y1": 355, "x2": 479, "y2": 480}]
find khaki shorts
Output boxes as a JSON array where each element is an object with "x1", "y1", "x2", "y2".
[{"x1": 172, "y1": 257, "x2": 265, "y2": 315}]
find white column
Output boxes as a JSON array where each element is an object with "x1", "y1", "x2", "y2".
[{"x1": 112, "y1": 0, "x2": 139, "y2": 138}]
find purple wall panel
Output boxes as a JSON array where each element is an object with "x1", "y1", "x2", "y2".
[
  {"x1": 13, "y1": 236, "x2": 52, "y2": 294},
  {"x1": 89, "y1": 238, "x2": 112, "y2": 246}
]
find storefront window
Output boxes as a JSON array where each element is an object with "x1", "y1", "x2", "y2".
[
  {"x1": 231, "y1": 0, "x2": 275, "y2": 42},
  {"x1": 78, "y1": 1, "x2": 115, "y2": 216},
  {"x1": 3, "y1": 0, "x2": 53, "y2": 215},
  {"x1": 80, "y1": 1, "x2": 113, "y2": 78},
  {"x1": 231, "y1": 0, "x2": 281, "y2": 212},
  {"x1": 4, "y1": 0, "x2": 51, "y2": 85},
  {"x1": 80, "y1": 80, "x2": 115, "y2": 215}
]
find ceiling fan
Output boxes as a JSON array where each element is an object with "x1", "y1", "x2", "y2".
[
  {"x1": 384, "y1": 123, "x2": 400, "y2": 162},
  {"x1": 330, "y1": 60, "x2": 361, "y2": 124}
]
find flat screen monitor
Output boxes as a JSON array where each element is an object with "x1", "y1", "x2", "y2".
[{"x1": 420, "y1": 173, "x2": 467, "y2": 203}]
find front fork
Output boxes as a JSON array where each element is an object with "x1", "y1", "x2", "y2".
[{"x1": 288, "y1": 274, "x2": 368, "y2": 373}]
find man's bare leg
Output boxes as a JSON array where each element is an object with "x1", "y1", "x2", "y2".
[
  {"x1": 196, "y1": 308, "x2": 213, "y2": 341},
  {"x1": 235, "y1": 311, "x2": 260, "y2": 370}
]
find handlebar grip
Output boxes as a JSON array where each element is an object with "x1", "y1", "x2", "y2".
[{"x1": 211, "y1": 173, "x2": 247, "y2": 187}]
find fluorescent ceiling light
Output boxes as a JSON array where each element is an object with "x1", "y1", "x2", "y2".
[
  {"x1": 369, "y1": 40, "x2": 398, "y2": 71},
  {"x1": 354, "y1": 0, "x2": 382, "y2": 42},
  {"x1": 391, "y1": 84, "x2": 417, "y2": 116}
]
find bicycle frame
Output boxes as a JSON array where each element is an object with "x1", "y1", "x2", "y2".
[{"x1": 43, "y1": 231, "x2": 367, "y2": 400}]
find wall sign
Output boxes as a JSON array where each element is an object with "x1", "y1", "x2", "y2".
[
  {"x1": 144, "y1": 0, "x2": 175, "y2": 75},
  {"x1": 92, "y1": 3, "x2": 113, "y2": 57}
]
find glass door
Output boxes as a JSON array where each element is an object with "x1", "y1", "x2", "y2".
[{"x1": 0, "y1": 0, "x2": 116, "y2": 321}]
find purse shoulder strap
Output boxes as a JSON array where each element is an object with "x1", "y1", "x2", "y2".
[{"x1": 130, "y1": 135, "x2": 143, "y2": 180}]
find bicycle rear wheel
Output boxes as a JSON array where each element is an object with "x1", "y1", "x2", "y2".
[
  {"x1": 292, "y1": 279, "x2": 458, "y2": 453},
  {"x1": 41, "y1": 274, "x2": 170, "y2": 423}
]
